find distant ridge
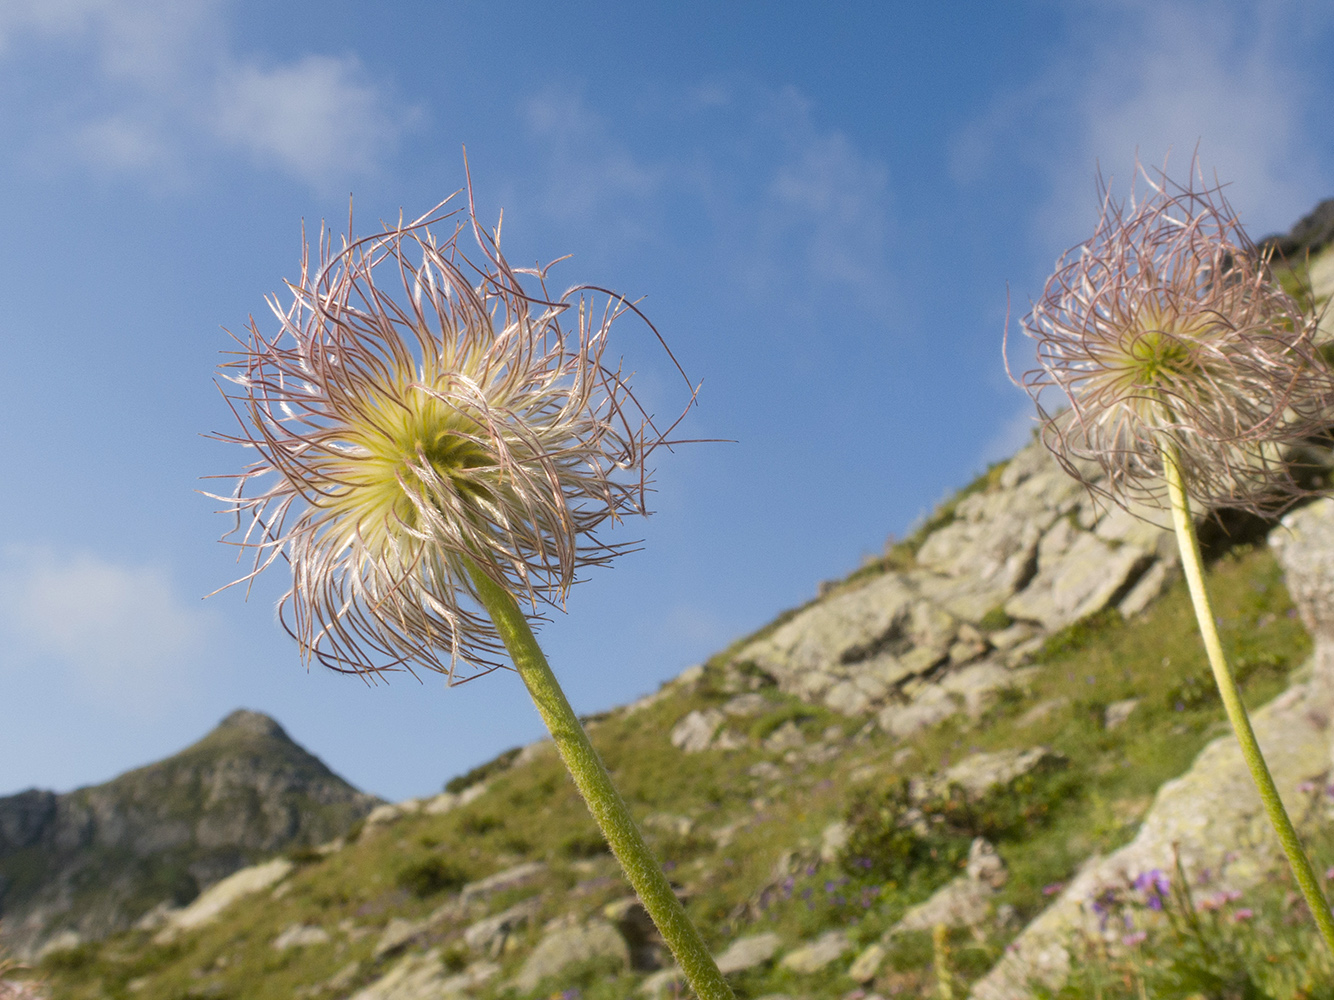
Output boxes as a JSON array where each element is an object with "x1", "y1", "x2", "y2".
[{"x1": 0, "y1": 709, "x2": 380, "y2": 958}]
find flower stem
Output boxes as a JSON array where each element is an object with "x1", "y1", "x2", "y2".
[
  {"x1": 1160, "y1": 442, "x2": 1334, "y2": 954},
  {"x1": 466, "y1": 562, "x2": 736, "y2": 1000}
]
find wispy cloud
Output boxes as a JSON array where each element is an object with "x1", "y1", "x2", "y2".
[
  {"x1": 0, "y1": 548, "x2": 214, "y2": 713},
  {"x1": 951, "y1": 1, "x2": 1333, "y2": 247},
  {"x1": 746, "y1": 86, "x2": 892, "y2": 313},
  {"x1": 521, "y1": 87, "x2": 663, "y2": 224},
  {"x1": 0, "y1": 0, "x2": 416, "y2": 191},
  {"x1": 214, "y1": 55, "x2": 415, "y2": 189},
  {"x1": 518, "y1": 80, "x2": 896, "y2": 314}
]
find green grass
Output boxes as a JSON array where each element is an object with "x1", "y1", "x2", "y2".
[{"x1": 26, "y1": 543, "x2": 1316, "y2": 1000}]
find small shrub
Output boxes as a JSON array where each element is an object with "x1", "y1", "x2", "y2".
[
  {"x1": 396, "y1": 856, "x2": 469, "y2": 898},
  {"x1": 979, "y1": 606, "x2": 1014, "y2": 632},
  {"x1": 842, "y1": 761, "x2": 1077, "y2": 886},
  {"x1": 1165, "y1": 672, "x2": 1216, "y2": 711},
  {"x1": 1036, "y1": 608, "x2": 1123, "y2": 662},
  {"x1": 841, "y1": 780, "x2": 959, "y2": 888},
  {"x1": 285, "y1": 845, "x2": 325, "y2": 866},
  {"x1": 458, "y1": 813, "x2": 503, "y2": 836},
  {"x1": 557, "y1": 830, "x2": 608, "y2": 859},
  {"x1": 750, "y1": 705, "x2": 817, "y2": 743},
  {"x1": 445, "y1": 747, "x2": 522, "y2": 794},
  {"x1": 40, "y1": 941, "x2": 98, "y2": 973}
]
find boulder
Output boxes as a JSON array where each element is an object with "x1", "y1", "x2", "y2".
[
  {"x1": 350, "y1": 951, "x2": 497, "y2": 1000},
  {"x1": 272, "y1": 923, "x2": 330, "y2": 949},
  {"x1": 714, "y1": 931, "x2": 782, "y2": 974},
  {"x1": 459, "y1": 861, "x2": 546, "y2": 904},
  {"x1": 1005, "y1": 521, "x2": 1151, "y2": 631},
  {"x1": 153, "y1": 858, "x2": 292, "y2": 941},
  {"x1": 915, "y1": 443, "x2": 1082, "y2": 599},
  {"x1": 1271, "y1": 497, "x2": 1334, "y2": 687},
  {"x1": 916, "y1": 746, "x2": 1059, "y2": 802},
  {"x1": 848, "y1": 942, "x2": 886, "y2": 982},
  {"x1": 513, "y1": 919, "x2": 630, "y2": 992},
  {"x1": 670, "y1": 709, "x2": 724, "y2": 753},
  {"x1": 463, "y1": 897, "x2": 540, "y2": 957},
  {"x1": 779, "y1": 928, "x2": 851, "y2": 973},
  {"x1": 1103, "y1": 698, "x2": 1139, "y2": 730},
  {"x1": 736, "y1": 574, "x2": 960, "y2": 711},
  {"x1": 877, "y1": 685, "x2": 958, "y2": 740},
  {"x1": 819, "y1": 820, "x2": 850, "y2": 863},
  {"x1": 889, "y1": 840, "x2": 1007, "y2": 936},
  {"x1": 603, "y1": 897, "x2": 668, "y2": 971}
]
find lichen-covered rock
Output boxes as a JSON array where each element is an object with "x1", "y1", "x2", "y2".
[
  {"x1": 513, "y1": 920, "x2": 630, "y2": 992},
  {"x1": 735, "y1": 573, "x2": 961, "y2": 714},
  {"x1": 670, "y1": 709, "x2": 724, "y2": 753},
  {"x1": 459, "y1": 861, "x2": 546, "y2": 904},
  {"x1": 968, "y1": 683, "x2": 1331, "y2": 1000},
  {"x1": 603, "y1": 897, "x2": 668, "y2": 971},
  {"x1": 153, "y1": 858, "x2": 292, "y2": 942},
  {"x1": 819, "y1": 820, "x2": 850, "y2": 862},
  {"x1": 1272, "y1": 498, "x2": 1334, "y2": 677},
  {"x1": 916, "y1": 444, "x2": 1082, "y2": 599},
  {"x1": 877, "y1": 685, "x2": 958, "y2": 740},
  {"x1": 1103, "y1": 698, "x2": 1139, "y2": 730},
  {"x1": 714, "y1": 931, "x2": 782, "y2": 974},
  {"x1": 1005, "y1": 522, "x2": 1151, "y2": 631},
  {"x1": 847, "y1": 941, "x2": 885, "y2": 982},
  {"x1": 779, "y1": 928, "x2": 850, "y2": 973},
  {"x1": 889, "y1": 840, "x2": 1007, "y2": 936},
  {"x1": 272, "y1": 923, "x2": 330, "y2": 949},
  {"x1": 463, "y1": 897, "x2": 540, "y2": 957},
  {"x1": 350, "y1": 951, "x2": 496, "y2": 1000},
  {"x1": 916, "y1": 746, "x2": 1059, "y2": 802}
]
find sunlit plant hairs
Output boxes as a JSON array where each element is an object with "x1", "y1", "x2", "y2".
[
  {"x1": 211, "y1": 178, "x2": 737, "y2": 1000},
  {"x1": 1009, "y1": 157, "x2": 1334, "y2": 956},
  {"x1": 1010, "y1": 160, "x2": 1332, "y2": 516},
  {"x1": 214, "y1": 192, "x2": 688, "y2": 681}
]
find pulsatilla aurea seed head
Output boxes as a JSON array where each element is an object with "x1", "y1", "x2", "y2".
[
  {"x1": 1010, "y1": 160, "x2": 1334, "y2": 514},
  {"x1": 213, "y1": 192, "x2": 692, "y2": 681}
]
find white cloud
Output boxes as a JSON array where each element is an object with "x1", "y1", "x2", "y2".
[
  {"x1": 215, "y1": 55, "x2": 414, "y2": 190},
  {"x1": 749, "y1": 87, "x2": 892, "y2": 311},
  {"x1": 521, "y1": 87, "x2": 663, "y2": 227},
  {"x1": 952, "y1": 1, "x2": 1334, "y2": 247},
  {"x1": 0, "y1": 0, "x2": 413, "y2": 190},
  {"x1": 0, "y1": 549, "x2": 213, "y2": 711},
  {"x1": 72, "y1": 113, "x2": 179, "y2": 174}
]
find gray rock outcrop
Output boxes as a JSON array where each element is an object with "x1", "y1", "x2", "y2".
[
  {"x1": 727, "y1": 437, "x2": 1175, "y2": 737},
  {"x1": 969, "y1": 497, "x2": 1334, "y2": 1000},
  {"x1": 513, "y1": 919, "x2": 630, "y2": 992}
]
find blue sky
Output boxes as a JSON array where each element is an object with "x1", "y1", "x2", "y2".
[{"x1": 1, "y1": 0, "x2": 1332, "y2": 803}]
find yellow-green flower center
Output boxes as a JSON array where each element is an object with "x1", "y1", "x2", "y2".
[{"x1": 321, "y1": 365, "x2": 502, "y2": 547}]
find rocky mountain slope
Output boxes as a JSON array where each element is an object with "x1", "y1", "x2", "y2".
[
  {"x1": 11, "y1": 207, "x2": 1334, "y2": 1000},
  {"x1": 0, "y1": 710, "x2": 379, "y2": 960}
]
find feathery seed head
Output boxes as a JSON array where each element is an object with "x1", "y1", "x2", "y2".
[
  {"x1": 214, "y1": 190, "x2": 687, "y2": 681},
  {"x1": 1011, "y1": 160, "x2": 1334, "y2": 513}
]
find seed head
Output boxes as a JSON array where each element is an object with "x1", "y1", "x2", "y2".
[
  {"x1": 213, "y1": 189, "x2": 689, "y2": 681},
  {"x1": 1010, "y1": 160, "x2": 1334, "y2": 514}
]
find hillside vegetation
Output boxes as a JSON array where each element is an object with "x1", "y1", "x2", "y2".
[{"x1": 22, "y1": 525, "x2": 1320, "y2": 999}]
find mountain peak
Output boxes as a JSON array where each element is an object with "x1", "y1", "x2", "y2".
[{"x1": 213, "y1": 709, "x2": 288, "y2": 741}]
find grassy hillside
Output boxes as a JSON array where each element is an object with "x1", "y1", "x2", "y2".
[{"x1": 22, "y1": 536, "x2": 1317, "y2": 1000}]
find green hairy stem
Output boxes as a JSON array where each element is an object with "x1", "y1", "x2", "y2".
[
  {"x1": 466, "y1": 562, "x2": 736, "y2": 1000},
  {"x1": 1161, "y1": 443, "x2": 1334, "y2": 955}
]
